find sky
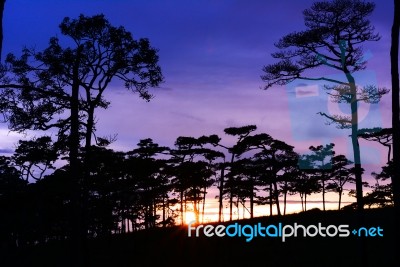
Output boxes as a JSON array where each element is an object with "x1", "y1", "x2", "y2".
[{"x1": 1, "y1": 0, "x2": 396, "y2": 216}]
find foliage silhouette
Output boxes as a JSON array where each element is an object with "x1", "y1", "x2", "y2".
[
  {"x1": 326, "y1": 154, "x2": 355, "y2": 210},
  {"x1": 0, "y1": 13, "x2": 163, "y2": 266},
  {"x1": 303, "y1": 143, "x2": 335, "y2": 211},
  {"x1": 13, "y1": 136, "x2": 58, "y2": 181},
  {"x1": 170, "y1": 135, "x2": 222, "y2": 224},
  {"x1": 365, "y1": 161, "x2": 394, "y2": 208},
  {"x1": 0, "y1": 125, "x2": 394, "y2": 265},
  {"x1": 358, "y1": 127, "x2": 392, "y2": 163},
  {"x1": 261, "y1": 0, "x2": 387, "y2": 211}
]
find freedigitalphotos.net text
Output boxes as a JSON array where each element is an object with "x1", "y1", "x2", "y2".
[{"x1": 187, "y1": 222, "x2": 383, "y2": 242}]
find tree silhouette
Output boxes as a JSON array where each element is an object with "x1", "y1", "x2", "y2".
[
  {"x1": 0, "y1": 12, "x2": 163, "y2": 182},
  {"x1": 228, "y1": 158, "x2": 262, "y2": 219},
  {"x1": 326, "y1": 154, "x2": 355, "y2": 209},
  {"x1": 30, "y1": 168, "x2": 73, "y2": 243},
  {"x1": 236, "y1": 133, "x2": 298, "y2": 216},
  {"x1": 170, "y1": 136, "x2": 222, "y2": 224},
  {"x1": 305, "y1": 143, "x2": 335, "y2": 211},
  {"x1": 0, "y1": 14, "x2": 163, "y2": 266},
  {"x1": 125, "y1": 139, "x2": 170, "y2": 230},
  {"x1": 0, "y1": 155, "x2": 24, "y2": 195},
  {"x1": 256, "y1": 138, "x2": 298, "y2": 216},
  {"x1": 391, "y1": 0, "x2": 400, "y2": 217},
  {"x1": 216, "y1": 125, "x2": 257, "y2": 221},
  {"x1": 200, "y1": 134, "x2": 228, "y2": 222},
  {"x1": 297, "y1": 155, "x2": 322, "y2": 211},
  {"x1": 0, "y1": 156, "x2": 26, "y2": 251},
  {"x1": 279, "y1": 158, "x2": 300, "y2": 215},
  {"x1": 364, "y1": 161, "x2": 393, "y2": 208},
  {"x1": 170, "y1": 136, "x2": 201, "y2": 225},
  {"x1": 358, "y1": 128, "x2": 392, "y2": 163},
  {"x1": 84, "y1": 146, "x2": 125, "y2": 235},
  {"x1": 12, "y1": 136, "x2": 58, "y2": 181},
  {"x1": 261, "y1": 0, "x2": 386, "y2": 211},
  {"x1": 177, "y1": 160, "x2": 213, "y2": 223}
]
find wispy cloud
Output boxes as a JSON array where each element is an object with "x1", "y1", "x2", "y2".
[{"x1": 0, "y1": 148, "x2": 13, "y2": 154}]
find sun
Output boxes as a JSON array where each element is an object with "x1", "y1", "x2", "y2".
[{"x1": 184, "y1": 211, "x2": 196, "y2": 225}]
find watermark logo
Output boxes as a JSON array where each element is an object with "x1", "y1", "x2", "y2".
[
  {"x1": 188, "y1": 222, "x2": 383, "y2": 242},
  {"x1": 286, "y1": 70, "x2": 384, "y2": 140},
  {"x1": 286, "y1": 55, "x2": 386, "y2": 166}
]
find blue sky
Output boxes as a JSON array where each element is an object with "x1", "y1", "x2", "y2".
[{"x1": 1, "y1": 0, "x2": 394, "y2": 184}]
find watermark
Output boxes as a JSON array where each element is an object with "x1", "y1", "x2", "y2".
[
  {"x1": 188, "y1": 221, "x2": 383, "y2": 242},
  {"x1": 286, "y1": 57, "x2": 386, "y2": 167}
]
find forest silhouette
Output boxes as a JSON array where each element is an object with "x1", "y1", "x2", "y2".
[{"x1": 0, "y1": 0, "x2": 398, "y2": 266}]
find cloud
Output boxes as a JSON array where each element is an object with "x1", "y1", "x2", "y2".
[{"x1": 0, "y1": 148, "x2": 13, "y2": 154}]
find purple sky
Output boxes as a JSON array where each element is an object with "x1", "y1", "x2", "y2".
[{"x1": 1, "y1": 0, "x2": 395, "y2": 185}]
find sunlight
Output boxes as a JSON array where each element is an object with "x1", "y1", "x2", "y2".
[{"x1": 184, "y1": 211, "x2": 196, "y2": 224}]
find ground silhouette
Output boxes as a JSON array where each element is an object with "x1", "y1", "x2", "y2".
[{"x1": 2, "y1": 207, "x2": 395, "y2": 267}]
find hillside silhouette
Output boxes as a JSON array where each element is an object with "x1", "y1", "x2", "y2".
[{"x1": 2, "y1": 207, "x2": 394, "y2": 267}]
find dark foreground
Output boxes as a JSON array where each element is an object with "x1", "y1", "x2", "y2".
[{"x1": 1, "y1": 207, "x2": 396, "y2": 267}]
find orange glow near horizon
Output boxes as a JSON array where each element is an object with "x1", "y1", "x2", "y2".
[{"x1": 176, "y1": 192, "x2": 357, "y2": 225}]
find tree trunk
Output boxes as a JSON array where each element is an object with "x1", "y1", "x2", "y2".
[
  {"x1": 218, "y1": 167, "x2": 225, "y2": 222},
  {"x1": 273, "y1": 181, "x2": 281, "y2": 216},
  {"x1": 229, "y1": 153, "x2": 235, "y2": 221},
  {"x1": 162, "y1": 197, "x2": 165, "y2": 227},
  {"x1": 0, "y1": 0, "x2": 5, "y2": 61},
  {"x1": 202, "y1": 185, "x2": 206, "y2": 223},
  {"x1": 385, "y1": 144, "x2": 391, "y2": 164},
  {"x1": 79, "y1": 103, "x2": 94, "y2": 242},
  {"x1": 347, "y1": 74, "x2": 364, "y2": 211},
  {"x1": 269, "y1": 183, "x2": 273, "y2": 216},
  {"x1": 184, "y1": 195, "x2": 187, "y2": 223},
  {"x1": 300, "y1": 194, "x2": 304, "y2": 212},
  {"x1": 391, "y1": 3, "x2": 400, "y2": 261},
  {"x1": 391, "y1": 0, "x2": 400, "y2": 214},
  {"x1": 180, "y1": 190, "x2": 184, "y2": 225},
  {"x1": 153, "y1": 201, "x2": 157, "y2": 228},
  {"x1": 236, "y1": 197, "x2": 240, "y2": 220},
  {"x1": 250, "y1": 178, "x2": 254, "y2": 219},
  {"x1": 322, "y1": 177, "x2": 325, "y2": 211},
  {"x1": 283, "y1": 184, "x2": 287, "y2": 216},
  {"x1": 304, "y1": 194, "x2": 307, "y2": 212},
  {"x1": 338, "y1": 189, "x2": 342, "y2": 210},
  {"x1": 194, "y1": 190, "x2": 199, "y2": 224},
  {"x1": 339, "y1": 35, "x2": 364, "y2": 212},
  {"x1": 242, "y1": 201, "x2": 245, "y2": 219},
  {"x1": 70, "y1": 47, "x2": 87, "y2": 267}
]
